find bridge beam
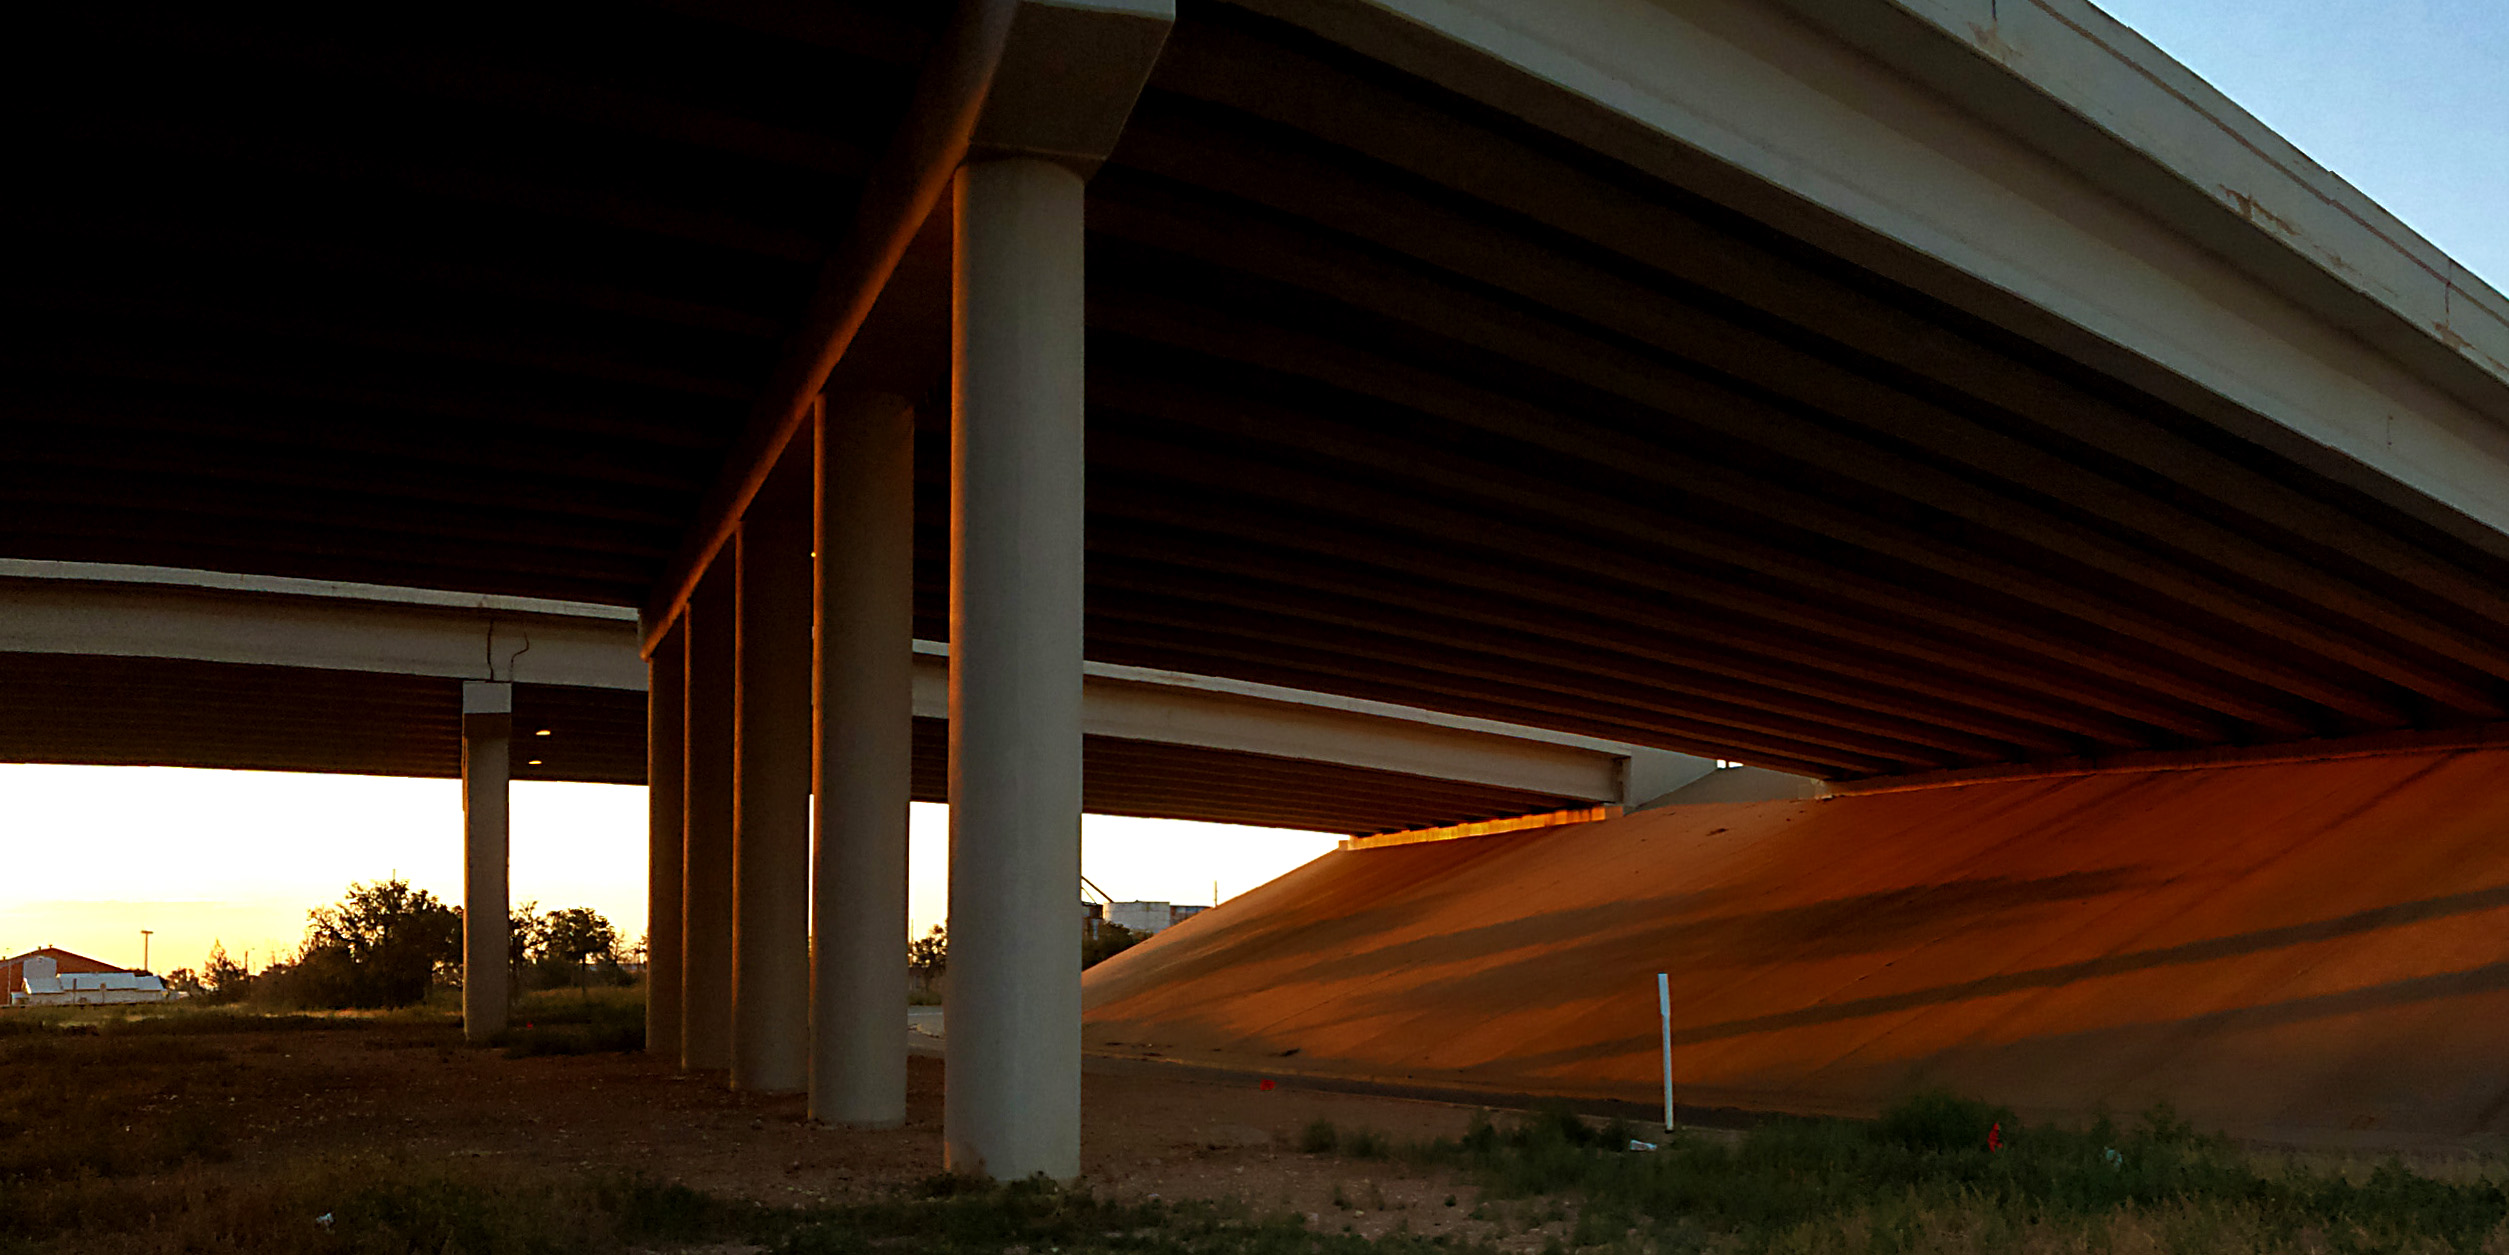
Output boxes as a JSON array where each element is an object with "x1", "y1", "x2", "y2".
[
  {"x1": 0, "y1": 561, "x2": 1726, "y2": 818},
  {"x1": 1266, "y1": 0, "x2": 2509, "y2": 553}
]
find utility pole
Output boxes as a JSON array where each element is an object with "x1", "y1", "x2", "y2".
[{"x1": 140, "y1": 929, "x2": 153, "y2": 974}]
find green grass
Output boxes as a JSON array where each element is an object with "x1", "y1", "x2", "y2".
[
  {"x1": 0, "y1": 1028, "x2": 243, "y2": 1185},
  {"x1": 774, "y1": 1176, "x2": 1470, "y2": 1254},
  {"x1": 15, "y1": 1005, "x2": 2509, "y2": 1254},
  {"x1": 492, "y1": 987, "x2": 646, "y2": 1057},
  {"x1": 0, "y1": 994, "x2": 419, "y2": 1040},
  {"x1": 1376, "y1": 1093, "x2": 2509, "y2": 1253}
]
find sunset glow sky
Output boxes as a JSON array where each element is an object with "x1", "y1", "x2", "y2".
[{"x1": 0, "y1": 764, "x2": 1337, "y2": 976}]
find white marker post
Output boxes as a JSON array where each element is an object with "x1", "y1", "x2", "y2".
[{"x1": 1658, "y1": 971, "x2": 1675, "y2": 1133}]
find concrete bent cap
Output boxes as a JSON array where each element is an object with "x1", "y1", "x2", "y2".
[{"x1": 971, "y1": 0, "x2": 1174, "y2": 173}]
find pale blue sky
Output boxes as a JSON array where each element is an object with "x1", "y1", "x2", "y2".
[{"x1": 2094, "y1": 0, "x2": 2509, "y2": 292}]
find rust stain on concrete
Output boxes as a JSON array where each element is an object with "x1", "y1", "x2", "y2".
[
  {"x1": 1967, "y1": 22, "x2": 2018, "y2": 64},
  {"x1": 1086, "y1": 747, "x2": 2509, "y2": 1147},
  {"x1": 2222, "y1": 184, "x2": 2367, "y2": 281},
  {"x1": 2430, "y1": 314, "x2": 2509, "y2": 377}
]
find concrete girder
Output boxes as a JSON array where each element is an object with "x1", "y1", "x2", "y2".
[
  {"x1": 906, "y1": 645, "x2": 1706, "y2": 809},
  {"x1": 0, "y1": 560, "x2": 639, "y2": 689},
  {"x1": 1264, "y1": 0, "x2": 2509, "y2": 557},
  {"x1": 640, "y1": 0, "x2": 1027, "y2": 655},
  {"x1": 0, "y1": 562, "x2": 1716, "y2": 811}
]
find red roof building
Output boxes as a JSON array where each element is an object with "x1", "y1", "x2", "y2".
[{"x1": 0, "y1": 947, "x2": 125, "y2": 995}]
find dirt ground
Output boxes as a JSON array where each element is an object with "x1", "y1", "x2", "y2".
[{"x1": 192, "y1": 1019, "x2": 1583, "y2": 1249}]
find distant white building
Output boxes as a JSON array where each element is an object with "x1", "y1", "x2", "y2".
[
  {"x1": 8, "y1": 952, "x2": 169, "y2": 1007},
  {"x1": 1105, "y1": 902, "x2": 1209, "y2": 935}
]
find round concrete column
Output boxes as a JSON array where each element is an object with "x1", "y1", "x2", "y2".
[
  {"x1": 682, "y1": 563, "x2": 738, "y2": 1073},
  {"x1": 732, "y1": 457, "x2": 814, "y2": 1094},
  {"x1": 811, "y1": 396, "x2": 916, "y2": 1126},
  {"x1": 945, "y1": 157, "x2": 1087, "y2": 1181},
  {"x1": 645, "y1": 621, "x2": 688, "y2": 1058},
  {"x1": 461, "y1": 680, "x2": 512, "y2": 1044}
]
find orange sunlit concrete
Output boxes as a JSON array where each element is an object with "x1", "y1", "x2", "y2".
[{"x1": 1085, "y1": 744, "x2": 2509, "y2": 1149}]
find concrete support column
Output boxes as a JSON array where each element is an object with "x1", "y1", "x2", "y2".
[
  {"x1": 945, "y1": 157, "x2": 1088, "y2": 1180},
  {"x1": 732, "y1": 452, "x2": 814, "y2": 1093},
  {"x1": 460, "y1": 680, "x2": 512, "y2": 1044},
  {"x1": 682, "y1": 562, "x2": 737, "y2": 1072},
  {"x1": 810, "y1": 395, "x2": 916, "y2": 1126},
  {"x1": 645, "y1": 620, "x2": 688, "y2": 1057}
]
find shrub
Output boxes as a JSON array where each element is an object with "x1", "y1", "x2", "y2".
[
  {"x1": 1081, "y1": 922, "x2": 1144, "y2": 969},
  {"x1": 1872, "y1": 1090, "x2": 2010, "y2": 1154}
]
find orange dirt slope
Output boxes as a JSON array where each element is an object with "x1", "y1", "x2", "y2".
[{"x1": 1082, "y1": 748, "x2": 2509, "y2": 1149}]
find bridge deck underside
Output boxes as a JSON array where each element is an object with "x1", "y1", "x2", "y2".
[
  {"x1": 0, "y1": 654, "x2": 1576, "y2": 835},
  {"x1": 11, "y1": 5, "x2": 2509, "y2": 783}
]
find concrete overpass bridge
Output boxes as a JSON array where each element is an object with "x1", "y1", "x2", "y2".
[
  {"x1": 9, "y1": 0, "x2": 2507, "y2": 1176},
  {"x1": 0, "y1": 558, "x2": 1714, "y2": 829}
]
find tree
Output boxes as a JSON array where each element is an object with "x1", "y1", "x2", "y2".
[
  {"x1": 203, "y1": 941, "x2": 254, "y2": 1000},
  {"x1": 908, "y1": 924, "x2": 948, "y2": 979},
  {"x1": 1082, "y1": 922, "x2": 1144, "y2": 970},
  {"x1": 164, "y1": 956, "x2": 232, "y2": 1001},
  {"x1": 508, "y1": 901, "x2": 547, "y2": 971},
  {"x1": 278, "y1": 877, "x2": 461, "y2": 1008},
  {"x1": 537, "y1": 907, "x2": 620, "y2": 988},
  {"x1": 169, "y1": 940, "x2": 254, "y2": 1003},
  {"x1": 502, "y1": 903, "x2": 627, "y2": 991}
]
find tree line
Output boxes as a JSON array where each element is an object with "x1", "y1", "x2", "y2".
[
  {"x1": 166, "y1": 877, "x2": 633, "y2": 1010},
  {"x1": 169, "y1": 879, "x2": 1156, "y2": 1011}
]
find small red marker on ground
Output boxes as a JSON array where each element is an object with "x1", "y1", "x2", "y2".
[
  {"x1": 1259, "y1": 1079, "x2": 1275, "y2": 1091},
  {"x1": 1988, "y1": 1121, "x2": 2003, "y2": 1151}
]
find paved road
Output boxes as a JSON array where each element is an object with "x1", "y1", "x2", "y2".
[{"x1": 908, "y1": 1006, "x2": 943, "y2": 1041}]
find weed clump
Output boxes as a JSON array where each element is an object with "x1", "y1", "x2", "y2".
[
  {"x1": 0, "y1": 1029, "x2": 241, "y2": 1184},
  {"x1": 492, "y1": 988, "x2": 647, "y2": 1057},
  {"x1": 1390, "y1": 1094, "x2": 2509, "y2": 1253}
]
